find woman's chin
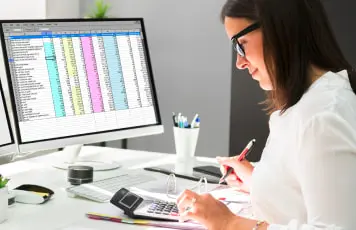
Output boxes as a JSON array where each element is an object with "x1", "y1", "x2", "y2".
[{"x1": 259, "y1": 82, "x2": 273, "y2": 91}]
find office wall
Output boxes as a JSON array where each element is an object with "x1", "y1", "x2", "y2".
[
  {"x1": 323, "y1": 0, "x2": 356, "y2": 66},
  {"x1": 81, "y1": 0, "x2": 232, "y2": 157},
  {"x1": 229, "y1": 0, "x2": 356, "y2": 162},
  {"x1": 229, "y1": 60, "x2": 269, "y2": 162}
]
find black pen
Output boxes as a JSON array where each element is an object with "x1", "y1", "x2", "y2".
[
  {"x1": 219, "y1": 139, "x2": 256, "y2": 184},
  {"x1": 172, "y1": 112, "x2": 178, "y2": 127}
]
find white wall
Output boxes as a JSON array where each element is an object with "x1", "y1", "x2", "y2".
[
  {"x1": 0, "y1": 0, "x2": 80, "y2": 20},
  {"x1": 46, "y1": 0, "x2": 80, "y2": 19},
  {"x1": 0, "y1": 0, "x2": 47, "y2": 19},
  {"x1": 81, "y1": 0, "x2": 232, "y2": 158}
]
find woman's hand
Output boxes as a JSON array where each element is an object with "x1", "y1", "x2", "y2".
[
  {"x1": 217, "y1": 156, "x2": 254, "y2": 193},
  {"x1": 176, "y1": 189, "x2": 268, "y2": 230},
  {"x1": 176, "y1": 189, "x2": 236, "y2": 230}
]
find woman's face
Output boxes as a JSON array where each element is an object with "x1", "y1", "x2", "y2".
[{"x1": 224, "y1": 17, "x2": 273, "y2": 90}]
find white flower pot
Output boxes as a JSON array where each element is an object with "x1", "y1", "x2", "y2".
[{"x1": 0, "y1": 186, "x2": 8, "y2": 224}]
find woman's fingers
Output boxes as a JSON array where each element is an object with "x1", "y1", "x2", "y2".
[
  {"x1": 225, "y1": 174, "x2": 243, "y2": 186},
  {"x1": 216, "y1": 156, "x2": 237, "y2": 168},
  {"x1": 176, "y1": 190, "x2": 198, "y2": 214},
  {"x1": 220, "y1": 164, "x2": 227, "y2": 175}
]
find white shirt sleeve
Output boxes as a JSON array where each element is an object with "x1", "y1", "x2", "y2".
[{"x1": 267, "y1": 112, "x2": 356, "y2": 230}]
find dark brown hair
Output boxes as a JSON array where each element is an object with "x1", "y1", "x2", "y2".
[{"x1": 221, "y1": 0, "x2": 356, "y2": 114}]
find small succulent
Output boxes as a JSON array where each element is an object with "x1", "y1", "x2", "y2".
[
  {"x1": 0, "y1": 174, "x2": 10, "y2": 189},
  {"x1": 88, "y1": 0, "x2": 110, "y2": 19}
]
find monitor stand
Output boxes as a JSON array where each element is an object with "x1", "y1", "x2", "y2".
[{"x1": 52, "y1": 144, "x2": 121, "y2": 171}]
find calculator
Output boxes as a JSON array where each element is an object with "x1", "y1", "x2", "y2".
[{"x1": 110, "y1": 188, "x2": 180, "y2": 221}]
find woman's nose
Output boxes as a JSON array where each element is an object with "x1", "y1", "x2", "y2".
[{"x1": 236, "y1": 54, "x2": 248, "y2": 70}]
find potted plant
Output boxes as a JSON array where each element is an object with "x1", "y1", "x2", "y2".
[
  {"x1": 87, "y1": 0, "x2": 111, "y2": 18},
  {"x1": 0, "y1": 175, "x2": 10, "y2": 223}
]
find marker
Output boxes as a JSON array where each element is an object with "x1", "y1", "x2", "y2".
[
  {"x1": 172, "y1": 112, "x2": 178, "y2": 127},
  {"x1": 190, "y1": 114, "x2": 199, "y2": 128},
  {"x1": 219, "y1": 139, "x2": 256, "y2": 184},
  {"x1": 183, "y1": 117, "x2": 189, "y2": 128},
  {"x1": 193, "y1": 117, "x2": 200, "y2": 128}
]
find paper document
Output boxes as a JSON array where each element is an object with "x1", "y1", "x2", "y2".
[
  {"x1": 86, "y1": 203, "x2": 206, "y2": 230},
  {"x1": 131, "y1": 185, "x2": 250, "y2": 216},
  {"x1": 59, "y1": 227, "x2": 96, "y2": 230}
]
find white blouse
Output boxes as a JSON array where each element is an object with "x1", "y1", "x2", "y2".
[{"x1": 250, "y1": 70, "x2": 356, "y2": 230}]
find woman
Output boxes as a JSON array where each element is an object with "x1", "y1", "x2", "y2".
[{"x1": 176, "y1": 0, "x2": 356, "y2": 229}]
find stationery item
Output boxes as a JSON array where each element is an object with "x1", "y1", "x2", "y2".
[
  {"x1": 173, "y1": 126, "x2": 200, "y2": 174},
  {"x1": 219, "y1": 139, "x2": 256, "y2": 184},
  {"x1": 173, "y1": 112, "x2": 178, "y2": 127},
  {"x1": 12, "y1": 184, "x2": 54, "y2": 204},
  {"x1": 60, "y1": 227, "x2": 96, "y2": 230},
  {"x1": 190, "y1": 114, "x2": 199, "y2": 128},
  {"x1": 86, "y1": 202, "x2": 206, "y2": 230},
  {"x1": 172, "y1": 112, "x2": 200, "y2": 129},
  {"x1": 109, "y1": 187, "x2": 179, "y2": 221},
  {"x1": 193, "y1": 165, "x2": 222, "y2": 178},
  {"x1": 85, "y1": 186, "x2": 252, "y2": 229},
  {"x1": 143, "y1": 166, "x2": 220, "y2": 184}
]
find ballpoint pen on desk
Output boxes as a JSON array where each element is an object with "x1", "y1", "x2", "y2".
[{"x1": 219, "y1": 139, "x2": 256, "y2": 184}]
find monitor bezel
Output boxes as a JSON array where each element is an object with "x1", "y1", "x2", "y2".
[
  {"x1": 0, "y1": 18, "x2": 162, "y2": 149},
  {"x1": 0, "y1": 78, "x2": 15, "y2": 148}
]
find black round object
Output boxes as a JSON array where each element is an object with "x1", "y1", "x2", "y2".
[{"x1": 68, "y1": 165, "x2": 94, "y2": 185}]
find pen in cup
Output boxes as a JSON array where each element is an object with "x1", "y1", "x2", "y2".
[
  {"x1": 191, "y1": 114, "x2": 199, "y2": 128},
  {"x1": 172, "y1": 112, "x2": 200, "y2": 129},
  {"x1": 172, "y1": 112, "x2": 178, "y2": 127},
  {"x1": 219, "y1": 139, "x2": 256, "y2": 184}
]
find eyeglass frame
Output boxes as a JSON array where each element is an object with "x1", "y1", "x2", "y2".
[{"x1": 231, "y1": 22, "x2": 260, "y2": 57}]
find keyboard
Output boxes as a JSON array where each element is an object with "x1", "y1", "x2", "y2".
[{"x1": 66, "y1": 173, "x2": 156, "y2": 202}]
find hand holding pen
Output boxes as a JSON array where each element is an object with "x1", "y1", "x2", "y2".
[{"x1": 216, "y1": 139, "x2": 256, "y2": 191}]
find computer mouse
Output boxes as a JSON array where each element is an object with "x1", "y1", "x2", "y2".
[{"x1": 12, "y1": 184, "x2": 54, "y2": 204}]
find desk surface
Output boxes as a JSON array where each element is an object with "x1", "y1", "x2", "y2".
[{"x1": 0, "y1": 146, "x2": 218, "y2": 230}]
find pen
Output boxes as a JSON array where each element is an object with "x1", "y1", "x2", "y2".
[
  {"x1": 191, "y1": 114, "x2": 199, "y2": 128},
  {"x1": 172, "y1": 112, "x2": 178, "y2": 127},
  {"x1": 219, "y1": 139, "x2": 256, "y2": 184}
]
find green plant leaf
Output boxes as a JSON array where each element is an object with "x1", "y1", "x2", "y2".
[
  {"x1": 88, "y1": 0, "x2": 110, "y2": 19},
  {"x1": 0, "y1": 177, "x2": 9, "y2": 188}
]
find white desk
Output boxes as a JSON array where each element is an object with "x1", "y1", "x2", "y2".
[{"x1": 0, "y1": 146, "x2": 218, "y2": 230}]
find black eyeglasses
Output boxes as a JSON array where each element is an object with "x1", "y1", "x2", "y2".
[{"x1": 231, "y1": 22, "x2": 260, "y2": 57}]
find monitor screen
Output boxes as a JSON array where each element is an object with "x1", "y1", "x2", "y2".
[
  {"x1": 0, "y1": 79, "x2": 16, "y2": 155},
  {"x1": 0, "y1": 19, "x2": 162, "y2": 151}
]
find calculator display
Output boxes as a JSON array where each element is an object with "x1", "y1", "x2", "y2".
[{"x1": 120, "y1": 193, "x2": 140, "y2": 208}]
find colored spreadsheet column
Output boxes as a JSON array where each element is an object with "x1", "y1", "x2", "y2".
[
  {"x1": 62, "y1": 37, "x2": 85, "y2": 115},
  {"x1": 103, "y1": 34, "x2": 128, "y2": 110},
  {"x1": 43, "y1": 39, "x2": 65, "y2": 117},
  {"x1": 81, "y1": 36, "x2": 104, "y2": 113}
]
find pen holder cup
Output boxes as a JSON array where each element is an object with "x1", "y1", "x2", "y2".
[{"x1": 173, "y1": 126, "x2": 200, "y2": 175}]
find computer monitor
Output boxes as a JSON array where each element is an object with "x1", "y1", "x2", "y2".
[
  {"x1": 0, "y1": 79, "x2": 16, "y2": 156},
  {"x1": 0, "y1": 18, "x2": 163, "y2": 169}
]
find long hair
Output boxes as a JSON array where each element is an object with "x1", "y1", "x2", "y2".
[{"x1": 221, "y1": 0, "x2": 356, "y2": 114}]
